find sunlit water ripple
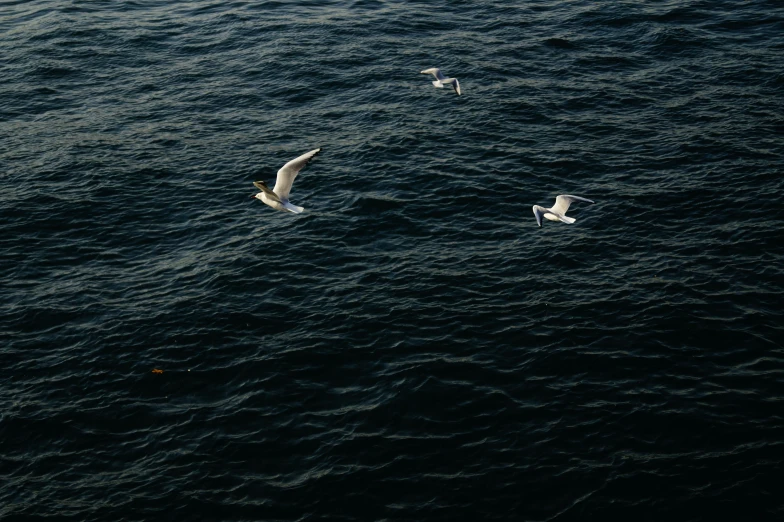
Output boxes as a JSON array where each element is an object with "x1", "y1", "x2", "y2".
[{"x1": 1, "y1": 1, "x2": 783, "y2": 520}]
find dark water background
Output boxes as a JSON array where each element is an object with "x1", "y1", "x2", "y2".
[{"x1": 2, "y1": 1, "x2": 783, "y2": 520}]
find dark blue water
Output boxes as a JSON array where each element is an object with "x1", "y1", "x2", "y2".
[{"x1": 2, "y1": 1, "x2": 783, "y2": 520}]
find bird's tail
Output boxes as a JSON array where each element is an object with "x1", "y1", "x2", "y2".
[
  {"x1": 432, "y1": 80, "x2": 444, "y2": 88},
  {"x1": 559, "y1": 215, "x2": 576, "y2": 224},
  {"x1": 281, "y1": 200, "x2": 304, "y2": 214}
]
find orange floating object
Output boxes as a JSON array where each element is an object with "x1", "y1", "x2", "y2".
[{"x1": 152, "y1": 368, "x2": 163, "y2": 374}]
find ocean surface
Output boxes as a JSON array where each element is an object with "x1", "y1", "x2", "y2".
[{"x1": 1, "y1": 1, "x2": 783, "y2": 520}]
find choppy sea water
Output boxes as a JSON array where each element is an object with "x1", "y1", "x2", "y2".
[{"x1": 1, "y1": 1, "x2": 783, "y2": 520}]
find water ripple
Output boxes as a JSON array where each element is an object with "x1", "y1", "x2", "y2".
[{"x1": 2, "y1": 0, "x2": 783, "y2": 520}]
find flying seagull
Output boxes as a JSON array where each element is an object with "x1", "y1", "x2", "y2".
[
  {"x1": 532, "y1": 195, "x2": 595, "y2": 227},
  {"x1": 421, "y1": 68, "x2": 461, "y2": 96},
  {"x1": 252, "y1": 148, "x2": 322, "y2": 214}
]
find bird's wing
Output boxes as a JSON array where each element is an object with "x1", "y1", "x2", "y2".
[
  {"x1": 442, "y1": 77, "x2": 460, "y2": 95},
  {"x1": 253, "y1": 180, "x2": 282, "y2": 203},
  {"x1": 273, "y1": 148, "x2": 322, "y2": 199},
  {"x1": 532, "y1": 206, "x2": 545, "y2": 227},
  {"x1": 421, "y1": 68, "x2": 447, "y2": 80},
  {"x1": 551, "y1": 195, "x2": 594, "y2": 215}
]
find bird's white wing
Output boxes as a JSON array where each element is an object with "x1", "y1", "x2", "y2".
[
  {"x1": 442, "y1": 77, "x2": 461, "y2": 95},
  {"x1": 532, "y1": 205, "x2": 545, "y2": 227},
  {"x1": 273, "y1": 148, "x2": 322, "y2": 199},
  {"x1": 551, "y1": 195, "x2": 594, "y2": 215},
  {"x1": 421, "y1": 68, "x2": 443, "y2": 80}
]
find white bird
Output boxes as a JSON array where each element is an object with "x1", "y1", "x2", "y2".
[
  {"x1": 420, "y1": 68, "x2": 461, "y2": 96},
  {"x1": 532, "y1": 195, "x2": 595, "y2": 227},
  {"x1": 252, "y1": 148, "x2": 322, "y2": 214}
]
